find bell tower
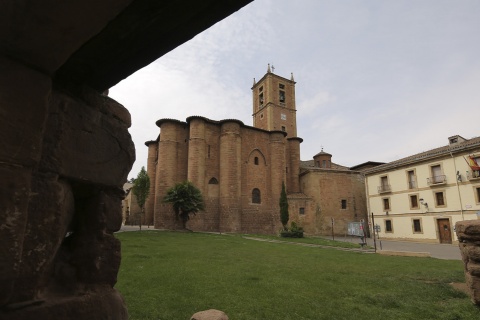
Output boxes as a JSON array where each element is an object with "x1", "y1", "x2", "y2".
[{"x1": 252, "y1": 64, "x2": 297, "y2": 137}]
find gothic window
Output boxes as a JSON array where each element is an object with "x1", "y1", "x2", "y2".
[
  {"x1": 252, "y1": 188, "x2": 261, "y2": 204},
  {"x1": 208, "y1": 177, "x2": 218, "y2": 184}
]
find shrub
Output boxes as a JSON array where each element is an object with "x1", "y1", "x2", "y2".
[{"x1": 280, "y1": 221, "x2": 304, "y2": 238}]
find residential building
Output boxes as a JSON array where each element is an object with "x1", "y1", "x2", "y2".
[{"x1": 365, "y1": 135, "x2": 480, "y2": 243}]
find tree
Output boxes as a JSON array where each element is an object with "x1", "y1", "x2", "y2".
[
  {"x1": 280, "y1": 181, "x2": 289, "y2": 231},
  {"x1": 163, "y1": 181, "x2": 205, "y2": 230},
  {"x1": 132, "y1": 166, "x2": 150, "y2": 230}
]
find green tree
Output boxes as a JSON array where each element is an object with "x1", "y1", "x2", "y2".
[
  {"x1": 163, "y1": 181, "x2": 205, "y2": 230},
  {"x1": 280, "y1": 181, "x2": 289, "y2": 231},
  {"x1": 132, "y1": 166, "x2": 150, "y2": 230}
]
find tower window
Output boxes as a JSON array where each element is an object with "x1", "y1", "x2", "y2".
[
  {"x1": 259, "y1": 93, "x2": 264, "y2": 106},
  {"x1": 254, "y1": 157, "x2": 259, "y2": 165},
  {"x1": 341, "y1": 199, "x2": 347, "y2": 209},
  {"x1": 252, "y1": 188, "x2": 261, "y2": 204},
  {"x1": 279, "y1": 90, "x2": 285, "y2": 103},
  {"x1": 299, "y1": 207, "x2": 305, "y2": 215},
  {"x1": 281, "y1": 126, "x2": 286, "y2": 132},
  {"x1": 259, "y1": 86, "x2": 263, "y2": 92},
  {"x1": 279, "y1": 83, "x2": 285, "y2": 89}
]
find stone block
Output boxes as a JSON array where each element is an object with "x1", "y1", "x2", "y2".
[
  {"x1": 0, "y1": 165, "x2": 32, "y2": 306},
  {"x1": 0, "y1": 56, "x2": 51, "y2": 166},
  {"x1": 40, "y1": 89, "x2": 135, "y2": 187},
  {"x1": 13, "y1": 177, "x2": 74, "y2": 304},
  {"x1": 72, "y1": 233, "x2": 121, "y2": 287},
  {"x1": 191, "y1": 309, "x2": 229, "y2": 320}
]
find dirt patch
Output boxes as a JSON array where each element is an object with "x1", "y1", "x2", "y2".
[{"x1": 450, "y1": 282, "x2": 469, "y2": 295}]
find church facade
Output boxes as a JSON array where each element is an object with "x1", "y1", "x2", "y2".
[{"x1": 144, "y1": 67, "x2": 369, "y2": 235}]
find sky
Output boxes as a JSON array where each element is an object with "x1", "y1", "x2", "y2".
[{"x1": 109, "y1": 0, "x2": 480, "y2": 180}]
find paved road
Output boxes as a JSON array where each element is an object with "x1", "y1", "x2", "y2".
[
  {"x1": 329, "y1": 236, "x2": 462, "y2": 260},
  {"x1": 117, "y1": 226, "x2": 462, "y2": 260}
]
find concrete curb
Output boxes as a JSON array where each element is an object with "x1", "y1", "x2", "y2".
[{"x1": 377, "y1": 250, "x2": 430, "y2": 258}]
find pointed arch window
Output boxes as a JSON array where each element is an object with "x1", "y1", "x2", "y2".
[{"x1": 252, "y1": 188, "x2": 261, "y2": 204}]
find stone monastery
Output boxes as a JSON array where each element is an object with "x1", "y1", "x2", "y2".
[{"x1": 144, "y1": 66, "x2": 368, "y2": 235}]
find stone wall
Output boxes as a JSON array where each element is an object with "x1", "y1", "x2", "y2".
[
  {"x1": 299, "y1": 169, "x2": 368, "y2": 235},
  {"x1": 0, "y1": 63, "x2": 134, "y2": 318},
  {"x1": 149, "y1": 117, "x2": 291, "y2": 234},
  {"x1": 456, "y1": 220, "x2": 480, "y2": 305}
]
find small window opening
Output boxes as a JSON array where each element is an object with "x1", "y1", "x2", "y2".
[
  {"x1": 252, "y1": 188, "x2": 261, "y2": 204},
  {"x1": 254, "y1": 157, "x2": 259, "y2": 165},
  {"x1": 208, "y1": 177, "x2": 218, "y2": 184},
  {"x1": 341, "y1": 199, "x2": 347, "y2": 209}
]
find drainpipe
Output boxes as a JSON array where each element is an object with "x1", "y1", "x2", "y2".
[{"x1": 450, "y1": 151, "x2": 465, "y2": 221}]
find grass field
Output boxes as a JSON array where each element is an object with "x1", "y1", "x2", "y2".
[{"x1": 115, "y1": 231, "x2": 479, "y2": 320}]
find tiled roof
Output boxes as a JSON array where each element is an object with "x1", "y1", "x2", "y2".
[
  {"x1": 364, "y1": 136, "x2": 480, "y2": 174},
  {"x1": 300, "y1": 160, "x2": 350, "y2": 171}
]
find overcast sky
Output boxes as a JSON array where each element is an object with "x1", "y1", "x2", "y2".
[{"x1": 109, "y1": 0, "x2": 480, "y2": 180}]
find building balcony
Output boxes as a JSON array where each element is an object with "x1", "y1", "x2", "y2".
[
  {"x1": 427, "y1": 175, "x2": 446, "y2": 185},
  {"x1": 377, "y1": 185, "x2": 391, "y2": 193},
  {"x1": 467, "y1": 170, "x2": 480, "y2": 181}
]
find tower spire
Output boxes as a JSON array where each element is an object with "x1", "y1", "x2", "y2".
[
  {"x1": 291, "y1": 72, "x2": 295, "y2": 81},
  {"x1": 267, "y1": 63, "x2": 271, "y2": 73},
  {"x1": 253, "y1": 78, "x2": 256, "y2": 86}
]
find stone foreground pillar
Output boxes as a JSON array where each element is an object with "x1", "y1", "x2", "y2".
[
  {"x1": 0, "y1": 71, "x2": 134, "y2": 319},
  {"x1": 455, "y1": 220, "x2": 480, "y2": 305}
]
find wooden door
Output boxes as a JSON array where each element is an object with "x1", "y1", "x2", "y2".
[{"x1": 437, "y1": 219, "x2": 452, "y2": 244}]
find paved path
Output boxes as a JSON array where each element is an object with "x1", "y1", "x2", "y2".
[
  {"x1": 328, "y1": 236, "x2": 462, "y2": 260},
  {"x1": 116, "y1": 226, "x2": 462, "y2": 260}
]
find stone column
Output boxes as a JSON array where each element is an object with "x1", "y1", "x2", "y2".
[
  {"x1": 144, "y1": 141, "x2": 158, "y2": 226},
  {"x1": 155, "y1": 120, "x2": 184, "y2": 229},
  {"x1": 269, "y1": 131, "x2": 286, "y2": 232},
  {"x1": 219, "y1": 120, "x2": 242, "y2": 232},
  {"x1": 187, "y1": 118, "x2": 206, "y2": 193},
  {"x1": 287, "y1": 137, "x2": 302, "y2": 193},
  {"x1": 456, "y1": 220, "x2": 480, "y2": 305}
]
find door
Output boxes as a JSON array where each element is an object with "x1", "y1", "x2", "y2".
[{"x1": 437, "y1": 219, "x2": 452, "y2": 244}]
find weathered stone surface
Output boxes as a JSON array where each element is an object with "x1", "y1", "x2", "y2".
[
  {"x1": 0, "y1": 165, "x2": 32, "y2": 306},
  {"x1": 456, "y1": 220, "x2": 480, "y2": 242},
  {"x1": 41, "y1": 89, "x2": 135, "y2": 187},
  {"x1": 191, "y1": 309, "x2": 229, "y2": 320},
  {"x1": 456, "y1": 220, "x2": 480, "y2": 305},
  {"x1": 1, "y1": 288, "x2": 127, "y2": 320},
  {"x1": 13, "y1": 177, "x2": 74, "y2": 303},
  {"x1": 0, "y1": 55, "x2": 51, "y2": 166}
]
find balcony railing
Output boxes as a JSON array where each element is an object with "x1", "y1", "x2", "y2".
[
  {"x1": 467, "y1": 170, "x2": 480, "y2": 181},
  {"x1": 377, "y1": 184, "x2": 391, "y2": 193},
  {"x1": 427, "y1": 175, "x2": 446, "y2": 185},
  {"x1": 408, "y1": 181, "x2": 417, "y2": 189}
]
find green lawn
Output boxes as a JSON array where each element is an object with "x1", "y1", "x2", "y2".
[{"x1": 115, "y1": 231, "x2": 478, "y2": 320}]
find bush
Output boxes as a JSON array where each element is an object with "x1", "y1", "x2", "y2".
[{"x1": 280, "y1": 221, "x2": 304, "y2": 238}]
